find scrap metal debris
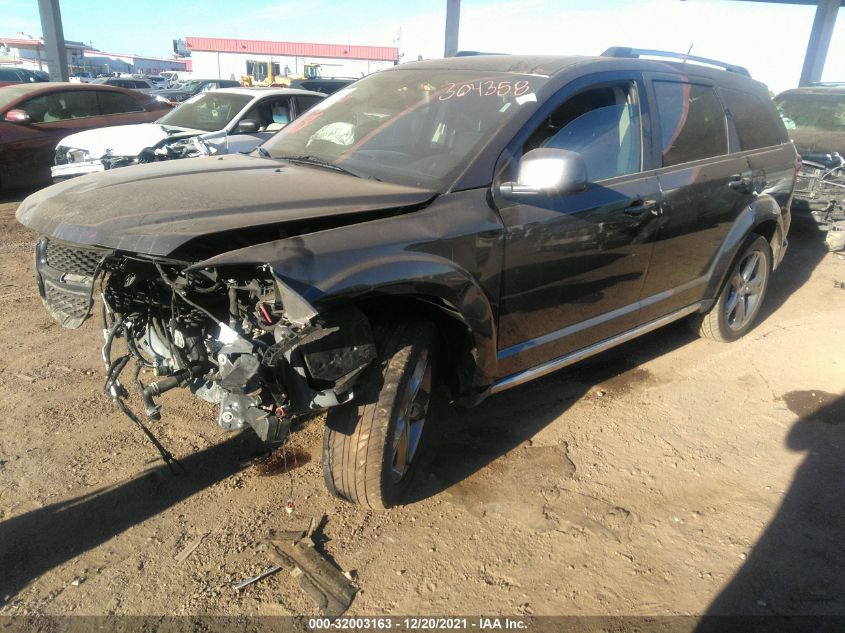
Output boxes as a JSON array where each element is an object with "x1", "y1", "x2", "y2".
[
  {"x1": 231, "y1": 564, "x2": 283, "y2": 591},
  {"x1": 827, "y1": 221, "x2": 845, "y2": 252},
  {"x1": 174, "y1": 532, "x2": 209, "y2": 564},
  {"x1": 232, "y1": 517, "x2": 358, "y2": 617},
  {"x1": 794, "y1": 161, "x2": 845, "y2": 252}
]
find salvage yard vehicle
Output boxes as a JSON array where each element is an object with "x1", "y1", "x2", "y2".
[
  {"x1": 151, "y1": 78, "x2": 241, "y2": 105},
  {"x1": 52, "y1": 88, "x2": 325, "y2": 180},
  {"x1": 92, "y1": 76, "x2": 159, "y2": 94},
  {"x1": 0, "y1": 82, "x2": 172, "y2": 189},
  {"x1": 775, "y1": 84, "x2": 845, "y2": 239},
  {"x1": 17, "y1": 49, "x2": 796, "y2": 509},
  {"x1": 287, "y1": 77, "x2": 355, "y2": 95},
  {"x1": 0, "y1": 66, "x2": 49, "y2": 87}
]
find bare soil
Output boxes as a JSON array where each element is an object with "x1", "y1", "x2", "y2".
[{"x1": 1, "y1": 189, "x2": 843, "y2": 618}]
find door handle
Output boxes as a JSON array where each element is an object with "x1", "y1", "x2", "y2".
[
  {"x1": 729, "y1": 172, "x2": 753, "y2": 192},
  {"x1": 623, "y1": 200, "x2": 659, "y2": 216}
]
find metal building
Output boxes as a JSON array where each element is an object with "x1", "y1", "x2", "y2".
[{"x1": 184, "y1": 36, "x2": 398, "y2": 81}]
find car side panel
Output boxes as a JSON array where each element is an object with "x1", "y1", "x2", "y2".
[
  {"x1": 192, "y1": 189, "x2": 506, "y2": 388},
  {"x1": 495, "y1": 173, "x2": 661, "y2": 377},
  {"x1": 746, "y1": 143, "x2": 796, "y2": 257},
  {"x1": 638, "y1": 152, "x2": 756, "y2": 322}
]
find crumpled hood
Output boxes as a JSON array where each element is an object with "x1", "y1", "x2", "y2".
[
  {"x1": 57, "y1": 123, "x2": 201, "y2": 157},
  {"x1": 16, "y1": 153, "x2": 437, "y2": 257}
]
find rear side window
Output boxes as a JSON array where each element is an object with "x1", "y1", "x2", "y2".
[
  {"x1": 295, "y1": 95, "x2": 323, "y2": 114},
  {"x1": 654, "y1": 81, "x2": 728, "y2": 167},
  {"x1": 19, "y1": 90, "x2": 100, "y2": 122},
  {"x1": 721, "y1": 87, "x2": 784, "y2": 150},
  {"x1": 97, "y1": 90, "x2": 144, "y2": 114}
]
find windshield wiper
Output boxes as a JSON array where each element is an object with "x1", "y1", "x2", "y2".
[
  {"x1": 273, "y1": 154, "x2": 362, "y2": 178},
  {"x1": 160, "y1": 125, "x2": 185, "y2": 136},
  {"x1": 255, "y1": 146, "x2": 271, "y2": 158}
]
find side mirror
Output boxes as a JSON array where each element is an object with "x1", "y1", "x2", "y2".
[
  {"x1": 499, "y1": 148, "x2": 588, "y2": 199},
  {"x1": 4, "y1": 109, "x2": 31, "y2": 124},
  {"x1": 234, "y1": 120, "x2": 259, "y2": 134}
]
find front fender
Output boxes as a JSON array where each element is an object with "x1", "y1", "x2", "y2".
[{"x1": 191, "y1": 192, "x2": 504, "y2": 388}]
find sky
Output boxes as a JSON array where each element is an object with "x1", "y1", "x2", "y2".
[{"x1": 1, "y1": 0, "x2": 844, "y2": 93}]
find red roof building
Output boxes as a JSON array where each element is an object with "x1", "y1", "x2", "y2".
[{"x1": 185, "y1": 37, "x2": 398, "y2": 63}]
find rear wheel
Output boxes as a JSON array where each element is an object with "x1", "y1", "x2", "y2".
[
  {"x1": 322, "y1": 319, "x2": 437, "y2": 510},
  {"x1": 693, "y1": 233, "x2": 772, "y2": 342}
]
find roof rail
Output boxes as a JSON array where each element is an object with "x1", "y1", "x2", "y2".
[{"x1": 601, "y1": 47, "x2": 751, "y2": 77}]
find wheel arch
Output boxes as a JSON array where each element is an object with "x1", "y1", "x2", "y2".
[
  {"x1": 203, "y1": 247, "x2": 500, "y2": 397},
  {"x1": 701, "y1": 197, "x2": 785, "y2": 307},
  {"x1": 305, "y1": 256, "x2": 499, "y2": 397}
]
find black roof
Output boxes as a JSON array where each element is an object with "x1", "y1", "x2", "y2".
[
  {"x1": 389, "y1": 54, "x2": 588, "y2": 77},
  {"x1": 388, "y1": 54, "x2": 768, "y2": 92}
]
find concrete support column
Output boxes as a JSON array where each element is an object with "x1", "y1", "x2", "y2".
[
  {"x1": 37, "y1": 0, "x2": 68, "y2": 81},
  {"x1": 444, "y1": 0, "x2": 460, "y2": 58},
  {"x1": 799, "y1": 0, "x2": 840, "y2": 86}
]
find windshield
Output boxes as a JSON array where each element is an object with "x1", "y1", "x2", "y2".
[
  {"x1": 262, "y1": 68, "x2": 548, "y2": 189},
  {"x1": 179, "y1": 80, "x2": 207, "y2": 94},
  {"x1": 157, "y1": 92, "x2": 252, "y2": 132},
  {"x1": 776, "y1": 92, "x2": 845, "y2": 132}
]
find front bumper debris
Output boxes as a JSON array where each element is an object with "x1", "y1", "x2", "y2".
[
  {"x1": 51, "y1": 160, "x2": 105, "y2": 181},
  {"x1": 35, "y1": 238, "x2": 111, "y2": 328}
]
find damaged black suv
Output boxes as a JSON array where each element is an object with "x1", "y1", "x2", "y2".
[{"x1": 17, "y1": 49, "x2": 796, "y2": 509}]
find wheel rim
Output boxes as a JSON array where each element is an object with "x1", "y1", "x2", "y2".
[
  {"x1": 724, "y1": 250, "x2": 766, "y2": 331},
  {"x1": 390, "y1": 349, "x2": 432, "y2": 483}
]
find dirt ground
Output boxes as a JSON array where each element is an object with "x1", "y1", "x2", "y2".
[{"x1": 0, "y1": 187, "x2": 843, "y2": 620}]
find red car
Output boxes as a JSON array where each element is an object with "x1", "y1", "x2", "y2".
[{"x1": 0, "y1": 82, "x2": 172, "y2": 189}]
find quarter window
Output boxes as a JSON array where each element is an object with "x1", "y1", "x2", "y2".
[
  {"x1": 654, "y1": 81, "x2": 727, "y2": 167},
  {"x1": 295, "y1": 95, "x2": 323, "y2": 114},
  {"x1": 721, "y1": 87, "x2": 785, "y2": 149},
  {"x1": 523, "y1": 83, "x2": 642, "y2": 182},
  {"x1": 97, "y1": 91, "x2": 144, "y2": 114}
]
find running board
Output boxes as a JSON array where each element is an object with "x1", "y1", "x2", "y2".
[{"x1": 486, "y1": 303, "x2": 702, "y2": 397}]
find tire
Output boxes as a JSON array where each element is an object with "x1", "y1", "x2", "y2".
[
  {"x1": 322, "y1": 319, "x2": 438, "y2": 510},
  {"x1": 692, "y1": 233, "x2": 772, "y2": 342}
]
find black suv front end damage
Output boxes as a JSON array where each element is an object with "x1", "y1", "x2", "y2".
[{"x1": 35, "y1": 237, "x2": 377, "y2": 446}]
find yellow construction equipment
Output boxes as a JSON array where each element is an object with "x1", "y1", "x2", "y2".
[{"x1": 241, "y1": 60, "x2": 323, "y2": 87}]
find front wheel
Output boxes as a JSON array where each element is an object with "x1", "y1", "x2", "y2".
[
  {"x1": 692, "y1": 233, "x2": 772, "y2": 342},
  {"x1": 322, "y1": 319, "x2": 438, "y2": 510}
]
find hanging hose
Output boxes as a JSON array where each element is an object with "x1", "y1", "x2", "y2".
[{"x1": 100, "y1": 313, "x2": 186, "y2": 474}]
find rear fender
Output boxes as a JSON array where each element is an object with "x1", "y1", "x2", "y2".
[{"x1": 702, "y1": 194, "x2": 785, "y2": 306}]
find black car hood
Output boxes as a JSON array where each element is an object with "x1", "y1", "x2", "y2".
[{"x1": 16, "y1": 154, "x2": 437, "y2": 257}]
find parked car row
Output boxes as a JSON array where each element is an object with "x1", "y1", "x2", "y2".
[
  {"x1": 53, "y1": 87, "x2": 325, "y2": 180},
  {"x1": 16, "y1": 49, "x2": 798, "y2": 509},
  {"x1": 0, "y1": 66, "x2": 49, "y2": 87},
  {"x1": 0, "y1": 82, "x2": 172, "y2": 189},
  {"x1": 150, "y1": 78, "x2": 242, "y2": 104},
  {"x1": 0, "y1": 80, "x2": 326, "y2": 189}
]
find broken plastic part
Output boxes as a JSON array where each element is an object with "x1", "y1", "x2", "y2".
[{"x1": 271, "y1": 273, "x2": 318, "y2": 326}]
